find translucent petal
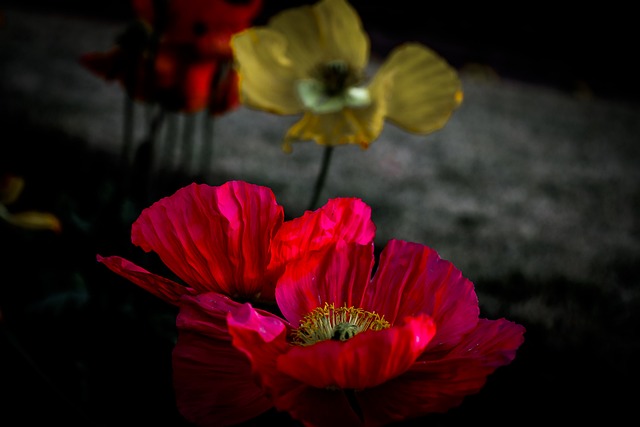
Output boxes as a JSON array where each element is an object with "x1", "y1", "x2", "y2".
[
  {"x1": 283, "y1": 102, "x2": 386, "y2": 152},
  {"x1": 130, "y1": 181, "x2": 284, "y2": 299},
  {"x1": 269, "y1": 0, "x2": 369, "y2": 72},
  {"x1": 371, "y1": 43, "x2": 462, "y2": 134},
  {"x1": 231, "y1": 28, "x2": 303, "y2": 114}
]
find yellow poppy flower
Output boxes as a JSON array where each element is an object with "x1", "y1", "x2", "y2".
[{"x1": 231, "y1": 0, "x2": 463, "y2": 153}]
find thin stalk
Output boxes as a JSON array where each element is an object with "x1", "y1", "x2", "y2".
[{"x1": 306, "y1": 145, "x2": 334, "y2": 211}]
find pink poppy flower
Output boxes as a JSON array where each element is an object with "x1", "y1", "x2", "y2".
[
  {"x1": 223, "y1": 239, "x2": 526, "y2": 426},
  {"x1": 97, "y1": 180, "x2": 376, "y2": 425}
]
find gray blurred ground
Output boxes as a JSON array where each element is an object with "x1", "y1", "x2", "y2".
[
  {"x1": 3, "y1": 7, "x2": 639, "y2": 287},
  {"x1": 1, "y1": 5, "x2": 639, "y2": 426}
]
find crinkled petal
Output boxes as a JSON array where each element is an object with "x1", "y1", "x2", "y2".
[
  {"x1": 367, "y1": 239, "x2": 479, "y2": 350},
  {"x1": 357, "y1": 318, "x2": 525, "y2": 423},
  {"x1": 231, "y1": 28, "x2": 302, "y2": 114},
  {"x1": 96, "y1": 255, "x2": 196, "y2": 305},
  {"x1": 264, "y1": 197, "x2": 375, "y2": 301},
  {"x1": 278, "y1": 314, "x2": 435, "y2": 390},
  {"x1": 283, "y1": 104, "x2": 385, "y2": 152},
  {"x1": 276, "y1": 241, "x2": 374, "y2": 326},
  {"x1": 270, "y1": 197, "x2": 375, "y2": 268},
  {"x1": 268, "y1": 0, "x2": 369, "y2": 72},
  {"x1": 173, "y1": 293, "x2": 273, "y2": 426},
  {"x1": 131, "y1": 181, "x2": 283, "y2": 299},
  {"x1": 370, "y1": 43, "x2": 462, "y2": 134}
]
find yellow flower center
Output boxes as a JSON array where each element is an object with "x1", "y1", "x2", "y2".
[
  {"x1": 296, "y1": 60, "x2": 371, "y2": 114},
  {"x1": 292, "y1": 302, "x2": 390, "y2": 346}
]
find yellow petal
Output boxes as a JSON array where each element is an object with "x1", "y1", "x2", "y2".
[
  {"x1": 370, "y1": 43, "x2": 462, "y2": 134},
  {"x1": 0, "y1": 174, "x2": 25, "y2": 205},
  {"x1": 1, "y1": 210, "x2": 62, "y2": 233},
  {"x1": 283, "y1": 102, "x2": 385, "y2": 152},
  {"x1": 231, "y1": 28, "x2": 303, "y2": 114},
  {"x1": 269, "y1": 0, "x2": 369, "y2": 72}
]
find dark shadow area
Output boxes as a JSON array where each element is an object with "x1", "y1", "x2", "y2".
[{"x1": 1, "y1": 2, "x2": 639, "y2": 426}]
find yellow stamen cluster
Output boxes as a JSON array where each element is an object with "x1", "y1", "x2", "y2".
[{"x1": 292, "y1": 302, "x2": 390, "y2": 346}]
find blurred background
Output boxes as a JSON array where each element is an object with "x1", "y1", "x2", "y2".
[{"x1": 1, "y1": 1, "x2": 638, "y2": 426}]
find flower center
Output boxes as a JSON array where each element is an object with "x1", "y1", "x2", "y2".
[
  {"x1": 296, "y1": 60, "x2": 371, "y2": 114},
  {"x1": 292, "y1": 302, "x2": 390, "y2": 346}
]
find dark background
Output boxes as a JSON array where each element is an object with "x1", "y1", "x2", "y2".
[
  {"x1": 1, "y1": 1, "x2": 638, "y2": 427},
  {"x1": 2, "y1": 0, "x2": 638, "y2": 103}
]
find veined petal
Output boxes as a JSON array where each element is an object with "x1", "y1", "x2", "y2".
[
  {"x1": 371, "y1": 43, "x2": 462, "y2": 134},
  {"x1": 358, "y1": 318, "x2": 525, "y2": 422},
  {"x1": 96, "y1": 255, "x2": 196, "y2": 305},
  {"x1": 283, "y1": 103, "x2": 385, "y2": 152},
  {"x1": 276, "y1": 242, "x2": 374, "y2": 326},
  {"x1": 368, "y1": 239, "x2": 479, "y2": 350},
  {"x1": 173, "y1": 294, "x2": 273, "y2": 426},
  {"x1": 270, "y1": 197, "x2": 375, "y2": 267},
  {"x1": 264, "y1": 197, "x2": 375, "y2": 301},
  {"x1": 278, "y1": 314, "x2": 435, "y2": 390},
  {"x1": 130, "y1": 181, "x2": 284, "y2": 299},
  {"x1": 231, "y1": 28, "x2": 303, "y2": 114},
  {"x1": 268, "y1": 0, "x2": 369, "y2": 72}
]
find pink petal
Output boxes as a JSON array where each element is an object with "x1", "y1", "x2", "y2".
[
  {"x1": 173, "y1": 293, "x2": 274, "y2": 426},
  {"x1": 270, "y1": 197, "x2": 375, "y2": 269},
  {"x1": 368, "y1": 239, "x2": 479, "y2": 350},
  {"x1": 130, "y1": 181, "x2": 283, "y2": 299},
  {"x1": 96, "y1": 255, "x2": 195, "y2": 305},
  {"x1": 275, "y1": 241, "x2": 375, "y2": 326},
  {"x1": 227, "y1": 304, "x2": 363, "y2": 427},
  {"x1": 277, "y1": 314, "x2": 435, "y2": 390},
  {"x1": 357, "y1": 318, "x2": 526, "y2": 423}
]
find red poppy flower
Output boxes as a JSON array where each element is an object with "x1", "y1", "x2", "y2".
[
  {"x1": 97, "y1": 181, "x2": 376, "y2": 425},
  {"x1": 222, "y1": 239, "x2": 526, "y2": 426},
  {"x1": 133, "y1": 0, "x2": 263, "y2": 59},
  {"x1": 80, "y1": 0, "x2": 262, "y2": 113}
]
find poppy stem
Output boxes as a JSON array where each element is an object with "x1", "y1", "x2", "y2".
[{"x1": 307, "y1": 145, "x2": 334, "y2": 211}]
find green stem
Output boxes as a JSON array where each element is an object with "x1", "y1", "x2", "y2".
[{"x1": 307, "y1": 145, "x2": 334, "y2": 211}]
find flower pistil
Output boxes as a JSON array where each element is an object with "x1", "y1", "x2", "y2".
[
  {"x1": 296, "y1": 60, "x2": 370, "y2": 114},
  {"x1": 293, "y1": 302, "x2": 389, "y2": 346}
]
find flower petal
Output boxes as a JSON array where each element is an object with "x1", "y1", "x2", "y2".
[
  {"x1": 371, "y1": 43, "x2": 462, "y2": 134},
  {"x1": 227, "y1": 303, "x2": 363, "y2": 427},
  {"x1": 367, "y1": 239, "x2": 479, "y2": 350},
  {"x1": 357, "y1": 318, "x2": 525, "y2": 422},
  {"x1": 268, "y1": 0, "x2": 369, "y2": 72},
  {"x1": 283, "y1": 104, "x2": 386, "y2": 152},
  {"x1": 2, "y1": 210, "x2": 61, "y2": 233},
  {"x1": 276, "y1": 241, "x2": 374, "y2": 326},
  {"x1": 131, "y1": 181, "x2": 284, "y2": 299},
  {"x1": 173, "y1": 293, "x2": 273, "y2": 426},
  {"x1": 96, "y1": 255, "x2": 195, "y2": 305},
  {"x1": 231, "y1": 28, "x2": 302, "y2": 114},
  {"x1": 264, "y1": 197, "x2": 375, "y2": 301},
  {"x1": 270, "y1": 197, "x2": 375, "y2": 267},
  {"x1": 278, "y1": 313, "x2": 435, "y2": 390}
]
